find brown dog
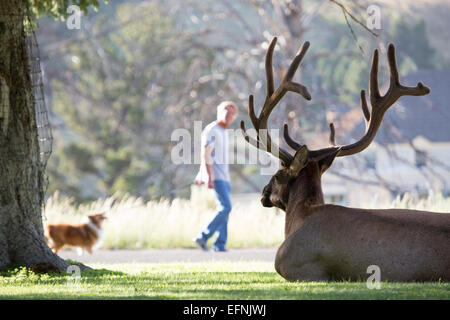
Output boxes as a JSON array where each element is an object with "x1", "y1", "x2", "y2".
[{"x1": 45, "y1": 213, "x2": 107, "y2": 255}]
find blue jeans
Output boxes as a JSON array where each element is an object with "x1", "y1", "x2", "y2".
[{"x1": 198, "y1": 180, "x2": 231, "y2": 249}]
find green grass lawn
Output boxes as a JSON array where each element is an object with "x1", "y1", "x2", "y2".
[{"x1": 0, "y1": 261, "x2": 448, "y2": 299}]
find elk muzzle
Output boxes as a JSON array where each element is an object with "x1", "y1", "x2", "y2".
[{"x1": 261, "y1": 186, "x2": 273, "y2": 207}]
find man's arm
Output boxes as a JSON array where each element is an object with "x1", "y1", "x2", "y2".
[
  {"x1": 203, "y1": 145, "x2": 214, "y2": 189},
  {"x1": 194, "y1": 145, "x2": 214, "y2": 189}
]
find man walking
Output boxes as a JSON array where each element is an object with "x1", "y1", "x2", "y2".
[{"x1": 194, "y1": 101, "x2": 238, "y2": 252}]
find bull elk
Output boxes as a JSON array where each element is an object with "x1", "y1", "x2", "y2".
[{"x1": 241, "y1": 38, "x2": 450, "y2": 282}]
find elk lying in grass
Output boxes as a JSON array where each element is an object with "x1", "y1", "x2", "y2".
[{"x1": 241, "y1": 38, "x2": 450, "y2": 282}]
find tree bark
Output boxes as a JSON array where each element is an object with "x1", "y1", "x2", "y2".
[{"x1": 0, "y1": 0, "x2": 72, "y2": 271}]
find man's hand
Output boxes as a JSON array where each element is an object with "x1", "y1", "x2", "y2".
[
  {"x1": 194, "y1": 177, "x2": 204, "y2": 185},
  {"x1": 207, "y1": 178, "x2": 214, "y2": 189}
]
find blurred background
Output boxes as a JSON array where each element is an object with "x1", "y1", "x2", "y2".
[{"x1": 34, "y1": 0, "x2": 450, "y2": 242}]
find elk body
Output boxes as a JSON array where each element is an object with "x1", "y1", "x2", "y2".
[{"x1": 241, "y1": 38, "x2": 450, "y2": 282}]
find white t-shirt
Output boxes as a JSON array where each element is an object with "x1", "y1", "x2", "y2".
[{"x1": 196, "y1": 121, "x2": 230, "y2": 183}]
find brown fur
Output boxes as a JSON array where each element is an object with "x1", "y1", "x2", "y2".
[
  {"x1": 44, "y1": 213, "x2": 106, "y2": 254},
  {"x1": 263, "y1": 157, "x2": 450, "y2": 282}
]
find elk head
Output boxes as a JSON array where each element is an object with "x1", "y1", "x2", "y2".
[{"x1": 241, "y1": 38, "x2": 430, "y2": 211}]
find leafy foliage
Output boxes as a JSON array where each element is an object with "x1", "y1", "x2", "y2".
[
  {"x1": 45, "y1": 2, "x2": 220, "y2": 201},
  {"x1": 29, "y1": 0, "x2": 108, "y2": 19}
]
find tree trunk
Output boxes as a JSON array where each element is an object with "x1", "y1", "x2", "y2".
[{"x1": 0, "y1": 0, "x2": 71, "y2": 271}]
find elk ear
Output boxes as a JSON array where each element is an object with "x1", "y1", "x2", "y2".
[
  {"x1": 317, "y1": 147, "x2": 341, "y2": 174},
  {"x1": 289, "y1": 145, "x2": 309, "y2": 176}
]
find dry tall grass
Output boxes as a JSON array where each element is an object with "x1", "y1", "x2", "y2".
[
  {"x1": 43, "y1": 186, "x2": 284, "y2": 249},
  {"x1": 364, "y1": 189, "x2": 450, "y2": 212},
  {"x1": 43, "y1": 187, "x2": 449, "y2": 249}
]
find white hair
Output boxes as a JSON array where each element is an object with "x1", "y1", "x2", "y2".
[{"x1": 216, "y1": 101, "x2": 237, "y2": 117}]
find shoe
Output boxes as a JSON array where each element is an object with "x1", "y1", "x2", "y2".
[
  {"x1": 194, "y1": 238, "x2": 209, "y2": 251},
  {"x1": 212, "y1": 246, "x2": 227, "y2": 252}
]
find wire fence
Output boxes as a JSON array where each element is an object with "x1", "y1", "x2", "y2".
[{"x1": 26, "y1": 15, "x2": 53, "y2": 169}]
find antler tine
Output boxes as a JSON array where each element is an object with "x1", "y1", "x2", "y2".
[
  {"x1": 241, "y1": 120, "x2": 294, "y2": 167},
  {"x1": 283, "y1": 123, "x2": 303, "y2": 150},
  {"x1": 240, "y1": 120, "x2": 261, "y2": 149},
  {"x1": 360, "y1": 90, "x2": 370, "y2": 122},
  {"x1": 386, "y1": 44, "x2": 430, "y2": 96},
  {"x1": 248, "y1": 95, "x2": 258, "y2": 129},
  {"x1": 387, "y1": 43, "x2": 400, "y2": 85},
  {"x1": 241, "y1": 97, "x2": 294, "y2": 166},
  {"x1": 329, "y1": 123, "x2": 336, "y2": 146},
  {"x1": 283, "y1": 122, "x2": 341, "y2": 159},
  {"x1": 241, "y1": 95, "x2": 262, "y2": 149},
  {"x1": 335, "y1": 43, "x2": 430, "y2": 157},
  {"x1": 241, "y1": 95, "x2": 268, "y2": 150},
  {"x1": 265, "y1": 38, "x2": 276, "y2": 98},
  {"x1": 285, "y1": 41, "x2": 311, "y2": 83},
  {"x1": 369, "y1": 49, "x2": 381, "y2": 106},
  {"x1": 284, "y1": 120, "x2": 339, "y2": 157},
  {"x1": 240, "y1": 37, "x2": 312, "y2": 167},
  {"x1": 259, "y1": 40, "x2": 311, "y2": 122}
]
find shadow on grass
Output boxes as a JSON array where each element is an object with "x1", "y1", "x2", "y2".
[
  {"x1": 1, "y1": 265, "x2": 448, "y2": 300},
  {"x1": 0, "y1": 263, "x2": 126, "y2": 280},
  {"x1": 2, "y1": 284, "x2": 447, "y2": 300}
]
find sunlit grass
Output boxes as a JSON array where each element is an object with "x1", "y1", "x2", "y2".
[
  {"x1": 43, "y1": 187, "x2": 284, "y2": 249},
  {"x1": 1, "y1": 262, "x2": 448, "y2": 300},
  {"x1": 43, "y1": 188, "x2": 449, "y2": 249},
  {"x1": 365, "y1": 189, "x2": 450, "y2": 212}
]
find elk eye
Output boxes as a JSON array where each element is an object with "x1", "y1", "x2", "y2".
[{"x1": 275, "y1": 174, "x2": 288, "y2": 184}]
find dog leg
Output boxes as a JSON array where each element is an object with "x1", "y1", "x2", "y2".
[{"x1": 52, "y1": 245, "x2": 63, "y2": 254}]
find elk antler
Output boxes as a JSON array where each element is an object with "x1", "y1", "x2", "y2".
[
  {"x1": 283, "y1": 43, "x2": 430, "y2": 159},
  {"x1": 240, "y1": 37, "x2": 311, "y2": 166},
  {"x1": 336, "y1": 44, "x2": 430, "y2": 156}
]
